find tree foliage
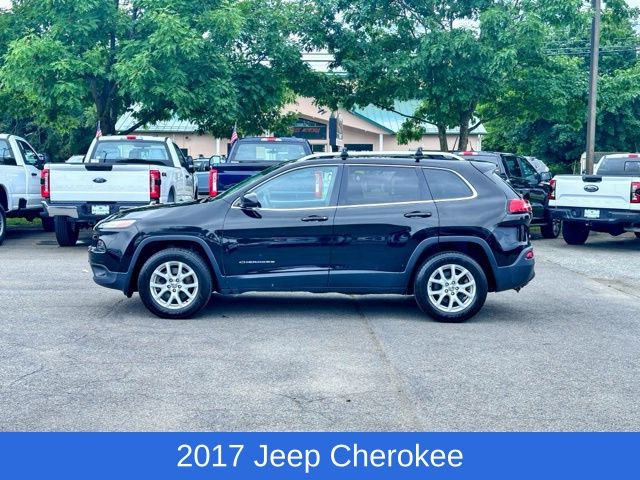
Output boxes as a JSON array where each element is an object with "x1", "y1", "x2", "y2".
[{"x1": 0, "y1": 0, "x2": 320, "y2": 159}]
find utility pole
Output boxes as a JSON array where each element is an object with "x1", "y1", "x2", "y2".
[{"x1": 585, "y1": 0, "x2": 601, "y2": 175}]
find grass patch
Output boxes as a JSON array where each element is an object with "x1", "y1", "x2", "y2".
[{"x1": 7, "y1": 217, "x2": 42, "y2": 227}]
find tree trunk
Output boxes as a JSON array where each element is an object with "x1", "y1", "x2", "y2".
[
  {"x1": 437, "y1": 124, "x2": 448, "y2": 151},
  {"x1": 458, "y1": 112, "x2": 472, "y2": 151}
]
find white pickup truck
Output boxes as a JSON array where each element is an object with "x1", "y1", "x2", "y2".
[
  {"x1": 42, "y1": 135, "x2": 196, "y2": 246},
  {"x1": 550, "y1": 154, "x2": 640, "y2": 245},
  {"x1": 0, "y1": 133, "x2": 53, "y2": 245}
]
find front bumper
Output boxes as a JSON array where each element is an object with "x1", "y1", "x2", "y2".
[
  {"x1": 43, "y1": 201, "x2": 150, "y2": 222},
  {"x1": 90, "y1": 262, "x2": 129, "y2": 292},
  {"x1": 493, "y1": 246, "x2": 535, "y2": 292},
  {"x1": 551, "y1": 206, "x2": 640, "y2": 227}
]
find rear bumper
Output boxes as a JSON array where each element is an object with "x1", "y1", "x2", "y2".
[
  {"x1": 551, "y1": 206, "x2": 640, "y2": 227},
  {"x1": 493, "y1": 246, "x2": 535, "y2": 292},
  {"x1": 43, "y1": 201, "x2": 150, "y2": 222}
]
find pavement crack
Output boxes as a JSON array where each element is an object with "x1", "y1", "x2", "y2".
[
  {"x1": 351, "y1": 296, "x2": 426, "y2": 430},
  {"x1": 6, "y1": 364, "x2": 45, "y2": 388}
]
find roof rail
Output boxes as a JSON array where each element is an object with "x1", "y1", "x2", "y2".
[{"x1": 300, "y1": 150, "x2": 464, "y2": 162}]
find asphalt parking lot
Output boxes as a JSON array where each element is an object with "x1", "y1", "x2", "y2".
[{"x1": 0, "y1": 225, "x2": 639, "y2": 431}]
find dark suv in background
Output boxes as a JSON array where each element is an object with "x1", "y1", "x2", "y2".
[
  {"x1": 457, "y1": 151, "x2": 559, "y2": 238},
  {"x1": 89, "y1": 151, "x2": 535, "y2": 323}
]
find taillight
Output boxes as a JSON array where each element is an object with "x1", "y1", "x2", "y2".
[
  {"x1": 149, "y1": 170, "x2": 161, "y2": 201},
  {"x1": 208, "y1": 168, "x2": 218, "y2": 198},
  {"x1": 525, "y1": 250, "x2": 535, "y2": 260},
  {"x1": 40, "y1": 168, "x2": 50, "y2": 199},
  {"x1": 548, "y1": 178, "x2": 556, "y2": 200},
  {"x1": 508, "y1": 198, "x2": 532, "y2": 214},
  {"x1": 631, "y1": 181, "x2": 640, "y2": 204}
]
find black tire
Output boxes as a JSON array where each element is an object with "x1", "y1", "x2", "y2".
[
  {"x1": 0, "y1": 205, "x2": 6, "y2": 246},
  {"x1": 413, "y1": 252, "x2": 488, "y2": 323},
  {"x1": 138, "y1": 248, "x2": 213, "y2": 319},
  {"x1": 167, "y1": 190, "x2": 175, "y2": 203},
  {"x1": 562, "y1": 221, "x2": 589, "y2": 245},
  {"x1": 54, "y1": 216, "x2": 79, "y2": 247},
  {"x1": 635, "y1": 232, "x2": 640, "y2": 239},
  {"x1": 41, "y1": 217, "x2": 55, "y2": 232},
  {"x1": 540, "y1": 219, "x2": 561, "y2": 239}
]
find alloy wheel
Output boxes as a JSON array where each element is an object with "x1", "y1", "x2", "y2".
[
  {"x1": 427, "y1": 264, "x2": 477, "y2": 313},
  {"x1": 149, "y1": 261, "x2": 199, "y2": 310}
]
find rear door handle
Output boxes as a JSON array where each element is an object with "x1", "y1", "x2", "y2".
[
  {"x1": 404, "y1": 211, "x2": 433, "y2": 218},
  {"x1": 31, "y1": 173, "x2": 38, "y2": 177},
  {"x1": 301, "y1": 215, "x2": 329, "y2": 222}
]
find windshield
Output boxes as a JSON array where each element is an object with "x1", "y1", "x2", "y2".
[
  {"x1": 597, "y1": 157, "x2": 640, "y2": 176},
  {"x1": 88, "y1": 140, "x2": 172, "y2": 167},
  {"x1": 231, "y1": 142, "x2": 307, "y2": 163}
]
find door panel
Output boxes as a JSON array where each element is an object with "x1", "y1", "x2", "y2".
[
  {"x1": 16, "y1": 140, "x2": 42, "y2": 208},
  {"x1": 221, "y1": 165, "x2": 340, "y2": 290},
  {"x1": 329, "y1": 165, "x2": 438, "y2": 288}
]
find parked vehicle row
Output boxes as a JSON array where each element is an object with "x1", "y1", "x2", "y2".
[
  {"x1": 456, "y1": 151, "x2": 560, "y2": 239},
  {"x1": 89, "y1": 150, "x2": 535, "y2": 323},
  {"x1": 0, "y1": 134, "x2": 53, "y2": 245}
]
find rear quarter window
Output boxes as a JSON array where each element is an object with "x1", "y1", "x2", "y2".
[{"x1": 423, "y1": 168, "x2": 474, "y2": 200}]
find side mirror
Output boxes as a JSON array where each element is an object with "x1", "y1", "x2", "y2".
[
  {"x1": 240, "y1": 192, "x2": 261, "y2": 209},
  {"x1": 539, "y1": 171, "x2": 552, "y2": 182},
  {"x1": 185, "y1": 157, "x2": 195, "y2": 173}
]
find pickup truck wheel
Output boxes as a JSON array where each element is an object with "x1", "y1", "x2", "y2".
[
  {"x1": 138, "y1": 248, "x2": 212, "y2": 319},
  {"x1": 562, "y1": 221, "x2": 589, "y2": 245},
  {"x1": 635, "y1": 232, "x2": 640, "y2": 239},
  {"x1": 414, "y1": 252, "x2": 488, "y2": 323},
  {"x1": 0, "y1": 205, "x2": 6, "y2": 246},
  {"x1": 540, "y1": 219, "x2": 561, "y2": 239},
  {"x1": 54, "y1": 216, "x2": 79, "y2": 247},
  {"x1": 168, "y1": 190, "x2": 175, "y2": 203},
  {"x1": 41, "y1": 217, "x2": 55, "y2": 232}
]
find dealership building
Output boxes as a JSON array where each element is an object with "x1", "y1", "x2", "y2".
[{"x1": 115, "y1": 97, "x2": 485, "y2": 158}]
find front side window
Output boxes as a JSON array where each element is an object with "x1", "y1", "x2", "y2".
[
  {"x1": 503, "y1": 155, "x2": 523, "y2": 177},
  {"x1": 250, "y1": 166, "x2": 339, "y2": 209},
  {"x1": 341, "y1": 166, "x2": 422, "y2": 205},
  {"x1": 519, "y1": 158, "x2": 538, "y2": 180},
  {"x1": 424, "y1": 168, "x2": 474, "y2": 200},
  {"x1": 17, "y1": 140, "x2": 40, "y2": 166}
]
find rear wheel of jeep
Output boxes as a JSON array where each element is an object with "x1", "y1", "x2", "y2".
[{"x1": 414, "y1": 252, "x2": 488, "y2": 323}]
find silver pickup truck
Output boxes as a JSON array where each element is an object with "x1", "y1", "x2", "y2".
[
  {"x1": 43, "y1": 135, "x2": 196, "y2": 246},
  {"x1": 550, "y1": 154, "x2": 640, "y2": 245}
]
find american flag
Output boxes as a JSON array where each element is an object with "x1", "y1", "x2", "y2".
[
  {"x1": 230, "y1": 124, "x2": 238, "y2": 144},
  {"x1": 96, "y1": 121, "x2": 102, "y2": 138}
]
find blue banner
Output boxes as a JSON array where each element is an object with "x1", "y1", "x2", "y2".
[{"x1": 0, "y1": 432, "x2": 638, "y2": 479}]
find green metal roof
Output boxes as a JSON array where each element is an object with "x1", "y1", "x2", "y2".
[
  {"x1": 115, "y1": 111, "x2": 199, "y2": 133},
  {"x1": 352, "y1": 100, "x2": 487, "y2": 135}
]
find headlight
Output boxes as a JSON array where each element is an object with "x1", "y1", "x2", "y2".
[{"x1": 99, "y1": 219, "x2": 137, "y2": 229}]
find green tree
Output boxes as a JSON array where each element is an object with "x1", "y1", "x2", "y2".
[
  {"x1": 304, "y1": 0, "x2": 583, "y2": 150},
  {"x1": 0, "y1": 0, "x2": 319, "y2": 143}
]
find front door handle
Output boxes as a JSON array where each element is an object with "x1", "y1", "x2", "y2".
[
  {"x1": 404, "y1": 211, "x2": 433, "y2": 218},
  {"x1": 31, "y1": 173, "x2": 38, "y2": 177},
  {"x1": 301, "y1": 215, "x2": 329, "y2": 222}
]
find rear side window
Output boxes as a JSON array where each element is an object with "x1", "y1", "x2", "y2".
[
  {"x1": 89, "y1": 140, "x2": 172, "y2": 167},
  {"x1": 597, "y1": 157, "x2": 640, "y2": 175},
  {"x1": 0, "y1": 140, "x2": 15, "y2": 165},
  {"x1": 423, "y1": 168, "x2": 474, "y2": 200},
  {"x1": 341, "y1": 166, "x2": 422, "y2": 205}
]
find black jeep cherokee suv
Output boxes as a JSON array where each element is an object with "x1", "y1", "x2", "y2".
[{"x1": 89, "y1": 151, "x2": 535, "y2": 322}]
